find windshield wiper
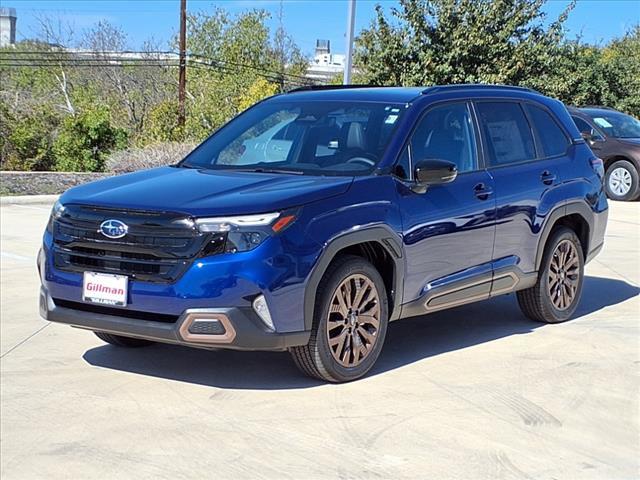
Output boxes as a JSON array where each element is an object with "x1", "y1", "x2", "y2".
[
  {"x1": 176, "y1": 162, "x2": 200, "y2": 169},
  {"x1": 235, "y1": 167, "x2": 304, "y2": 175}
]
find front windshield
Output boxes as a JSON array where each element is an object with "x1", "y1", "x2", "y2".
[
  {"x1": 586, "y1": 110, "x2": 640, "y2": 139},
  {"x1": 180, "y1": 100, "x2": 407, "y2": 175}
]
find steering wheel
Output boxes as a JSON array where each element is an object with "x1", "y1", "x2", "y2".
[{"x1": 345, "y1": 154, "x2": 377, "y2": 167}]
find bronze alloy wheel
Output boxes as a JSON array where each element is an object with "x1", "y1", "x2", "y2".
[
  {"x1": 290, "y1": 255, "x2": 389, "y2": 382},
  {"x1": 547, "y1": 239, "x2": 580, "y2": 311},
  {"x1": 326, "y1": 274, "x2": 380, "y2": 368}
]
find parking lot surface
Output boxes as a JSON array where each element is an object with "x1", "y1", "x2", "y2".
[{"x1": 1, "y1": 199, "x2": 638, "y2": 480}]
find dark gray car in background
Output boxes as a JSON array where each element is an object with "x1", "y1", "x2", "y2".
[{"x1": 569, "y1": 106, "x2": 640, "y2": 201}]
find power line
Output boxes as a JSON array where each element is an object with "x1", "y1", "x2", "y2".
[
  {"x1": 0, "y1": 49, "x2": 322, "y2": 84},
  {"x1": 2, "y1": 50, "x2": 317, "y2": 82}
]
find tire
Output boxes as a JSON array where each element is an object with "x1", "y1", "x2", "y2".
[
  {"x1": 517, "y1": 227, "x2": 584, "y2": 323},
  {"x1": 290, "y1": 255, "x2": 389, "y2": 382},
  {"x1": 604, "y1": 159, "x2": 640, "y2": 201},
  {"x1": 94, "y1": 331, "x2": 155, "y2": 348}
]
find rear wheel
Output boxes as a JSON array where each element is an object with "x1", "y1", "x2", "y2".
[
  {"x1": 605, "y1": 160, "x2": 640, "y2": 201},
  {"x1": 517, "y1": 227, "x2": 584, "y2": 323},
  {"x1": 94, "y1": 331, "x2": 155, "y2": 348},
  {"x1": 290, "y1": 255, "x2": 388, "y2": 382}
]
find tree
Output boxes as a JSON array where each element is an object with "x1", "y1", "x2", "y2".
[
  {"x1": 4, "y1": 109, "x2": 58, "y2": 171},
  {"x1": 238, "y1": 78, "x2": 279, "y2": 112},
  {"x1": 53, "y1": 106, "x2": 127, "y2": 172},
  {"x1": 80, "y1": 21, "x2": 174, "y2": 136},
  {"x1": 601, "y1": 26, "x2": 640, "y2": 117},
  {"x1": 355, "y1": 0, "x2": 573, "y2": 87},
  {"x1": 178, "y1": 7, "x2": 308, "y2": 141}
]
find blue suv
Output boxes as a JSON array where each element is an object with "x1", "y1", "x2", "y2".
[{"x1": 39, "y1": 85, "x2": 608, "y2": 382}]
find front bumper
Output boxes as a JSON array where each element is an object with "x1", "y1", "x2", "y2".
[{"x1": 39, "y1": 287, "x2": 310, "y2": 351}]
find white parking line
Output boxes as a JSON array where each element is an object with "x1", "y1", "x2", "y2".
[
  {"x1": 1, "y1": 251, "x2": 34, "y2": 262},
  {"x1": 11, "y1": 205, "x2": 51, "y2": 211}
]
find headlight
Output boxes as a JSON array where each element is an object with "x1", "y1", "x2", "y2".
[
  {"x1": 196, "y1": 210, "x2": 298, "y2": 254},
  {"x1": 195, "y1": 212, "x2": 280, "y2": 232},
  {"x1": 46, "y1": 200, "x2": 66, "y2": 233},
  {"x1": 52, "y1": 200, "x2": 66, "y2": 219}
]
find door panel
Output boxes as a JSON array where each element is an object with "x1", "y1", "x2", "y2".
[
  {"x1": 398, "y1": 172, "x2": 497, "y2": 304},
  {"x1": 489, "y1": 158, "x2": 565, "y2": 273},
  {"x1": 397, "y1": 101, "x2": 496, "y2": 305}
]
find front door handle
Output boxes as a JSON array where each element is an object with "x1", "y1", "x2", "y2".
[
  {"x1": 474, "y1": 183, "x2": 493, "y2": 200},
  {"x1": 541, "y1": 171, "x2": 557, "y2": 185}
]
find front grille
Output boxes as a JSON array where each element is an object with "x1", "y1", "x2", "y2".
[{"x1": 52, "y1": 205, "x2": 207, "y2": 283}]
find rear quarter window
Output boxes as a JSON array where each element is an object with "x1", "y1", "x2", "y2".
[{"x1": 526, "y1": 104, "x2": 570, "y2": 157}]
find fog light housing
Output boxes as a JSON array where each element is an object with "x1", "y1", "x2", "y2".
[
  {"x1": 253, "y1": 295, "x2": 274, "y2": 331},
  {"x1": 187, "y1": 319, "x2": 226, "y2": 335}
]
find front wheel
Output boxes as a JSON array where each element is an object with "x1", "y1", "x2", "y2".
[
  {"x1": 517, "y1": 227, "x2": 584, "y2": 323},
  {"x1": 605, "y1": 160, "x2": 640, "y2": 201},
  {"x1": 290, "y1": 255, "x2": 389, "y2": 382}
]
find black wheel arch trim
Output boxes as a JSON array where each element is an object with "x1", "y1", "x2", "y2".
[
  {"x1": 535, "y1": 201, "x2": 594, "y2": 271},
  {"x1": 303, "y1": 225, "x2": 405, "y2": 330},
  {"x1": 604, "y1": 155, "x2": 640, "y2": 171}
]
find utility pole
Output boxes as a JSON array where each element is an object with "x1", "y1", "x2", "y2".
[
  {"x1": 343, "y1": 0, "x2": 356, "y2": 85},
  {"x1": 178, "y1": 0, "x2": 187, "y2": 127}
]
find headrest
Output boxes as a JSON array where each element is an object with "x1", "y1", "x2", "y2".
[{"x1": 341, "y1": 122, "x2": 365, "y2": 150}]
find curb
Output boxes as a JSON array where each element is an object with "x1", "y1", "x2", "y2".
[{"x1": 0, "y1": 194, "x2": 59, "y2": 206}]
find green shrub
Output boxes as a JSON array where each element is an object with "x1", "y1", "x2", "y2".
[
  {"x1": 141, "y1": 100, "x2": 185, "y2": 145},
  {"x1": 53, "y1": 106, "x2": 127, "y2": 172},
  {"x1": 2, "y1": 109, "x2": 58, "y2": 171}
]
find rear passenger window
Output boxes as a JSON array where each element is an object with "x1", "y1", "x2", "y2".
[
  {"x1": 526, "y1": 105, "x2": 570, "y2": 157},
  {"x1": 476, "y1": 102, "x2": 536, "y2": 166}
]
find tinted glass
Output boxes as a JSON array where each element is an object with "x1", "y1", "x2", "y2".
[
  {"x1": 572, "y1": 116, "x2": 593, "y2": 134},
  {"x1": 476, "y1": 102, "x2": 535, "y2": 166},
  {"x1": 410, "y1": 103, "x2": 477, "y2": 173},
  {"x1": 181, "y1": 101, "x2": 406, "y2": 176},
  {"x1": 272, "y1": 120, "x2": 301, "y2": 141},
  {"x1": 394, "y1": 146, "x2": 411, "y2": 179},
  {"x1": 583, "y1": 110, "x2": 640, "y2": 138},
  {"x1": 526, "y1": 104, "x2": 569, "y2": 157},
  {"x1": 572, "y1": 116, "x2": 604, "y2": 141}
]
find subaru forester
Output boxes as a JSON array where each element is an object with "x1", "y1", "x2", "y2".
[{"x1": 39, "y1": 85, "x2": 608, "y2": 382}]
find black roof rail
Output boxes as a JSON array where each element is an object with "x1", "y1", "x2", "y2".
[
  {"x1": 421, "y1": 84, "x2": 540, "y2": 95},
  {"x1": 287, "y1": 84, "x2": 378, "y2": 93}
]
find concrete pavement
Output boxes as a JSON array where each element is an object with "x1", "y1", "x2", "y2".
[{"x1": 1, "y1": 200, "x2": 638, "y2": 479}]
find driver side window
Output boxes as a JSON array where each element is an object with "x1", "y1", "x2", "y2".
[
  {"x1": 572, "y1": 116, "x2": 604, "y2": 141},
  {"x1": 410, "y1": 102, "x2": 478, "y2": 173}
]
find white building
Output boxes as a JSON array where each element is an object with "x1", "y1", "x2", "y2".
[
  {"x1": 306, "y1": 39, "x2": 346, "y2": 82},
  {"x1": 0, "y1": 7, "x2": 17, "y2": 48}
]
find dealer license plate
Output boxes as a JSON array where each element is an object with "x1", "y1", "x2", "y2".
[{"x1": 82, "y1": 272, "x2": 128, "y2": 306}]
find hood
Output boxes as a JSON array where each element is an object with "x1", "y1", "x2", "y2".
[
  {"x1": 60, "y1": 167, "x2": 353, "y2": 216},
  {"x1": 617, "y1": 138, "x2": 640, "y2": 147}
]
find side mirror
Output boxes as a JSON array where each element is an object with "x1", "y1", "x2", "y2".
[
  {"x1": 580, "y1": 131, "x2": 593, "y2": 144},
  {"x1": 581, "y1": 130, "x2": 603, "y2": 145},
  {"x1": 413, "y1": 159, "x2": 457, "y2": 193}
]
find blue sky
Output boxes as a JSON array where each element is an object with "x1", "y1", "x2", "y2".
[{"x1": 8, "y1": 0, "x2": 640, "y2": 55}]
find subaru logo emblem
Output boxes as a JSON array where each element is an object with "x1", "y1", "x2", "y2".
[{"x1": 99, "y1": 219, "x2": 128, "y2": 239}]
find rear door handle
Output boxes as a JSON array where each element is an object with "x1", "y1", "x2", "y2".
[
  {"x1": 474, "y1": 183, "x2": 493, "y2": 200},
  {"x1": 541, "y1": 171, "x2": 557, "y2": 185}
]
